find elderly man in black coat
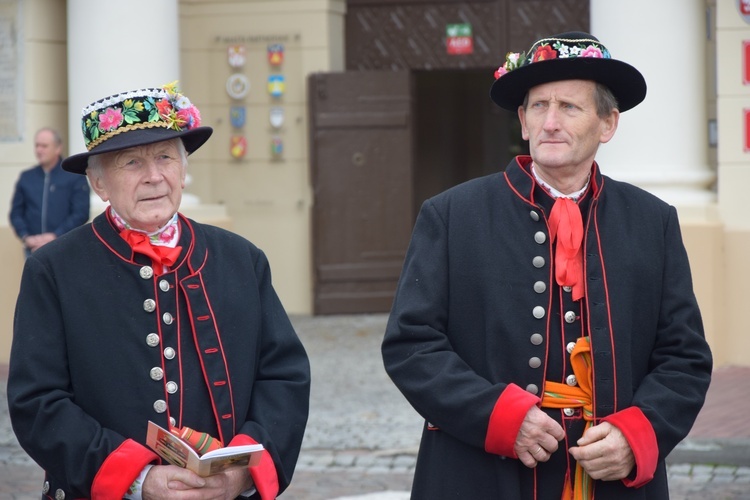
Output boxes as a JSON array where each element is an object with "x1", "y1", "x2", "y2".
[
  {"x1": 8, "y1": 83, "x2": 310, "y2": 500},
  {"x1": 382, "y1": 32, "x2": 712, "y2": 499}
]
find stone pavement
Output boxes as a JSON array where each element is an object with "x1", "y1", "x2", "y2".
[{"x1": 1, "y1": 314, "x2": 749, "y2": 499}]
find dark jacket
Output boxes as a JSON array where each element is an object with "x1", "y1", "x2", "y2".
[
  {"x1": 382, "y1": 156, "x2": 712, "y2": 499},
  {"x1": 9, "y1": 158, "x2": 90, "y2": 240},
  {"x1": 8, "y1": 211, "x2": 311, "y2": 499}
]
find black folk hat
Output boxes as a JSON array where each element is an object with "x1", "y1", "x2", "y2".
[
  {"x1": 489, "y1": 31, "x2": 647, "y2": 113},
  {"x1": 62, "y1": 82, "x2": 213, "y2": 175}
]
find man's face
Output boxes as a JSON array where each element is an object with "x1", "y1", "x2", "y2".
[
  {"x1": 34, "y1": 130, "x2": 62, "y2": 169},
  {"x1": 89, "y1": 140, "x2": 186, "y2": 232},
  {"x1": 518, "y1": 80, "x2": 618, "y2": 177}
]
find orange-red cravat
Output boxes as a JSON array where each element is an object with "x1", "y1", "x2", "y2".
[
  {"x1": 548, "y1": 197, "x2": 584, "y2": 301},
  {"x1": 120, "y1": 229, "x2": 182, "y2": 275}
]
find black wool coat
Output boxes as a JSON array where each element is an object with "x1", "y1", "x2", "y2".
[
  {"x1": 382, "y1": 157, "x2": 712, "y2": 499},
  {"x1": 8, "y1": 212, "x2": 310, "y2": 499}
]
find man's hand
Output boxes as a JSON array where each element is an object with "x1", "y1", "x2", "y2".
[
  {"x1": 142, "y1": 464, "x2": 254, "y2": 500},
  {"x1": 24, "y1": 233, "x2": 56, "y2": 251},
  {"x1": 514, "y1": 406, "x2": 565, "y2": 468},
  {"x1": 569, "y1": 421, "x2": 635, "y2": 481}
]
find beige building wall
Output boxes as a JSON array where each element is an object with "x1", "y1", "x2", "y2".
[
  {"x1": 0, "y1": 0, "x2": 68, "y2": 364},
  {"x1": 179, "y1": 0, "x2": 346, "y2": 315},
  {"x1": 714, "y1": 1, "x2": 750, "y2": 365}
]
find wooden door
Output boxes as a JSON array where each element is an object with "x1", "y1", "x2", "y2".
[{"x1": 309, "y1": 71, "x2": 413, "y2": 314}]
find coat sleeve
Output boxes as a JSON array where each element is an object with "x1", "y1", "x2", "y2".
[
  {"x1": 9, "y1": 175, "x2": 29, "y2": 239},
  {"x1": 606, "y1": 205, "x2": 712, "y2": 487},
  {"x1": 382, "y1": 199, "x2": 521, "y2": 453},
  {"x1": 7, "y1": 256, "x2": 156, "y2": 498},
  {"x1": 235, "y1": 248, "x2": 311, "y2": 498},
  {"x1": 54, "y1": 173, "x2": 90, "y2": 236}
]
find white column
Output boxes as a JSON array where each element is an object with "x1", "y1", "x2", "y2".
[
  {"x1": 66, "y1": 0, "x2": 180, "y2": 157},
  {"x1": 591, "y1": 0, "x2": 715, "y2": 208}
]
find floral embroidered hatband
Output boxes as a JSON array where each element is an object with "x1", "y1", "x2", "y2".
[
  {"x1": 81, "y1": 81, "x2": 202, "y2": 151},
  {"x1": 494, "y1": 37, "x2": 612, "y2": 80}
]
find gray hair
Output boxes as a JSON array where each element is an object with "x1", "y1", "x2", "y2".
[
  {"x1": 35, "y1": 127, "x2": 63, "y2": 146},
  {"x1": 86, "y1": 138, "x2": 188, "y2": 179}
]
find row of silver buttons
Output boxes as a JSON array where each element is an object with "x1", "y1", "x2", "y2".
[{"x1": 140, "y1": 266, "x2": 179, "y2": 420}]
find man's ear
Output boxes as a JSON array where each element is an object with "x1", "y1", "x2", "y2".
[
  {"x1": 87, "y1": 172, "x2": 110, "y2": 202},
  {"x1": 518, "y1": 105, "x2": 529, "y2": 141},
  {"x1": 599, "y1": 109, "x2": 620, "y2": 144}
]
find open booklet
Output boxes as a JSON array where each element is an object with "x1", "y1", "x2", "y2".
[{"x1": 146, "y1": 421, "x2": 264, "y2": 477}]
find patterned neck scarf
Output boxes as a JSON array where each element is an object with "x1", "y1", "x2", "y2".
[{"x1": 109, "y1": 207, "x2": 180, "y2": 248}]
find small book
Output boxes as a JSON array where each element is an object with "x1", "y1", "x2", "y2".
[{"x1": 146, "y1": 420, "x2": 264, "y2": 477}]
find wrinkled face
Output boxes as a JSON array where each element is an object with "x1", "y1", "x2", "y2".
[
  {"x1": 88, "y1": 141, "x2": 186, "y2": 232},
  {"x1": 35, "y1": 130, "x2": 62, "y2": 169},
  {"x1": 518, "y1": 79, "x2": 618, "y2": 177}
]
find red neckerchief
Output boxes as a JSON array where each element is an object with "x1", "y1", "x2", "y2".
[
  {"x1": 120, "y1": 229, "x2": 182, "y2": 275},
  {"x1": 548, "y1": 197, "x2": 584, "y2": 301}
]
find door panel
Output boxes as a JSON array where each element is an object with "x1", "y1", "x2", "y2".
[{"x1": 309, "y1": 71, "x2": 413, "y2": 314}]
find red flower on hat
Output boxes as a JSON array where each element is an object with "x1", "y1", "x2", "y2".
[
  {"x1": 155, "y1": 99, "x2": 174, "y2": 120},
  {"x1": 98, "y1": 108, "x2": 124, "y2": 132},
  {"x1": 176, "y1": 106, "x2": 201, "y2": 129},
  {"x1": 533, "y1": 44, "x2": 557, "y2": 62}
]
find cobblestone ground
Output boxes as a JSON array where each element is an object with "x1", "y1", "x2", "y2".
[{"x1": 2, "y1": 314, "x2": 750, "y2": 499}]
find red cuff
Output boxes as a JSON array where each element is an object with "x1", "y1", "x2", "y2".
[
  {"x1": 602, "y1": 406, "x2": 658, "y2": 488},
  {"x1": 90, "y1": 439, "x2": 158, "y2": 500},
  {"x1": 229, "y1": 434, "x2": 279, "y2": 500},
  {"x1": 484, "y1": 383, "x2": 541, "y2": 457}
]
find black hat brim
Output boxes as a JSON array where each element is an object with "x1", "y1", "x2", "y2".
[
  {"x1": 62, "y1": 126, "x2": 213, "y2": 175},
  {"x1": 490, "y1": 57, "x2": 646, "y2": 112}
]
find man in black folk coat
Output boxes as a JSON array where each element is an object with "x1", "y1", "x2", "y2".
[
  {"x1": 382, "y1": 32, "x2": 712, "y2": 499},
  {"x1": 7, "y1": 83, "x2": 310, "y2": 499}
]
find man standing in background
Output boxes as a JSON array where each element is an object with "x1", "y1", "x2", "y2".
[{"x1": 9, "y1": 127, "x2": 90, "y2": 256}]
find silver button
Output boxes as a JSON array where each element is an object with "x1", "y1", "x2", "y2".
[
  {"x1": 159, "y1": 279, "x2": 170, "y2": 292},
  {"x1": 143, "y1": 299, "x2": 156, "y2": 312},
  {"x1": 150, "y1": 367, "x2": 164, "y2": 381},
  {"x1": 163, "y1": 312, "x2": 174, "y2": 325},
  {"x1": 526, "y1": 384, "x2": 539, "y2": 395},
  {"x1": 563, "y1": 285, "x2": 573, "y2": 292},
  {"x1": 566, "y1": 341, "x2": 576, "y2": 354},
  {"x1": 164, "y1": 347, "x2": 176, "y2": 360},
  {"x1": 530, "y1": 210, "x2": 540, "y2": 222},
  {"x1": 533, "y1": 281, "x2": 546, "y2": 293},
  {"x1": 43, "y1": 481, "x2": 50, "y2": 494},
  {"x1": 153, "y1": 400, "x2": 167, "y2": 413},
  {"x1": 140, "y1": 266, "x2": 154, "y2": 279},
  {"x1": 55, "y1": 489, "x2": 66, "y2": 500},
  {"x1": 530, "y1": 333, "x2": 544, "y2": 345},
  {"x1": 532, "y1": 256, "x2": 545, "y2": 268},
  {"x1": 169, "y1": 416, "x2": 177, "y2": 427},
  {"x1": 528, "y1": 357, "x2": 541, "y2": 369},
  {"x1": 563, "y1": 408, "x2": 575, "y2": 417},
  {"x1": 146, "y1": 333, "x2": 160, "y2": 347},
  {"x1": 564, "y1": 311, "x2": 577, "y2": 323},
  {"x1": 566, "y1": 374, "x2": 577, "y2": 386},
  {"x1": 534, "y1": 231, "x2": 547, "y2": 244},
  {"x1": 166, "y1": 381, "x2": 178, "y2": 394},
  {"x1": 533, "y1": 306, "x2": 545, "y2": 319}
]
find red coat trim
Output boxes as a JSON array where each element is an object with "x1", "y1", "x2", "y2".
[
  {"x1": 484, "y1": 383, "x2": 541, "y2": 457},
  {"x1": 602, "y1": 406, "x2": 658, "y2": 488},
  {"x1": 90, "y1": 439, "x2": 158, "y2": 499},
  {"x1": 230, "y1": 434, "x2": 279, "y2": 500}
]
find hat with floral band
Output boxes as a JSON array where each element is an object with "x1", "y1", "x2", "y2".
[
  {"x1": 489, "y1": 31, "x2": 646, "y2": 113},
  {"x1": 62, "y1": 82, "x2": 213, "y2": 175}
]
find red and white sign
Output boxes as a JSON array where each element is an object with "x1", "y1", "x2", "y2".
[
  {"x1": 744, "y1": 109, "x2": 750, "y2": 152},
  {"x1": 744, "y1": 41, "x2": 750, "y2": 85}
]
